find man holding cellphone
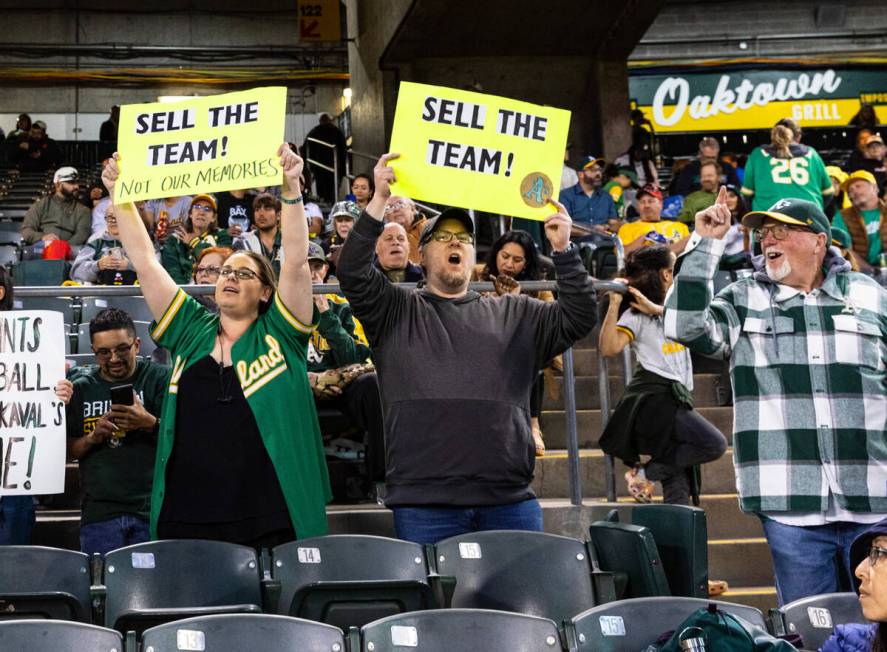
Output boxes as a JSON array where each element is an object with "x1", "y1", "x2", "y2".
[{"x1": 67, "y1": 308, "x2": 169, "y2": 556}]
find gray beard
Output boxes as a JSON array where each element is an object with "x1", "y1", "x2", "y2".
[
  {"x1": 434, "y1": 269, "x2": 468, "y2": 291},
  {"x1": 766, "y1": 258, "x2": 792, "y2": 282}
]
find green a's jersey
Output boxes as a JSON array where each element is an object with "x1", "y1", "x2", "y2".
[
  {"x1": 741, "y1": 144, "x2": 832, "y2": 211},
  {"x1": 67, "y1": 360, "x2": 170, "y2": 525},
  {"x1": 148, "y1": 289, "x2": 331, "y2": 539}
]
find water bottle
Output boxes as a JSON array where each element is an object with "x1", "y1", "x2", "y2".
[
  {"x1": 229, "y1": 215, "x2": 250, "y2": 234},
  {"x1": 678, "y1": 626, "x2": 707, "y2": 651}
]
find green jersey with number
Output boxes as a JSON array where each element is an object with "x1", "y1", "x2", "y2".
[
  {"x1": 741, "y1": 144, "x2": 832, "y2": 211},
  {"x1": 148, "y1": 289, "x2": 332, "y2": 539}
]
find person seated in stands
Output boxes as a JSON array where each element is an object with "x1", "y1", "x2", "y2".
[
  {"x1": 848, "y1": 133, "x2": 887, "y2": 192},
  {"x1": 7, "y1": 113, "x2": 30, "y2": 140},
  {"x1": 559, "y1": 155, "x2": 618, "y2": 236},
  {"x1": 306, "y1": 242, "x2": 384, "y2": 494},
  {"x1": 192, "y1": 246, "x2": 233, "y2": 312},
  {"x1": 374, "y1": 222, "x2": 423, "y2": 283},
  {"x1": 71, "y1": 206, "x2": 139, "y2": 284},
  {"x1": 102, "y1": 143, "x2": 331, "y2": 547},
  {"x1": 384, "y1": 195, "x2": 426, "y2": 264},
  {"x1": 0, "y1": 267, "x2": 73, "y2": 545},
  {"x1": 833, "y1": 170, "x2": 886, "y2": 274},
  {"x1": 617, "y1": 185, "x2": 690, "y2": 255},
  {"x1": 215, "y1": 189, "x2": 254, "y2": 231},
  {"x1": 143, "y1": 195, "x2": 192, "y2": 241},
  {"x1": 9, "y1": 119, "x2": 60, "y2": 172},
  {"x1": 161, "y1": 194, "x2": 233, "y2": 284},
  {"x1": 720, "y1": 184, "x2": 752, "y2": 269},
  {"x1": 66, "y1": 308, "x2": 169, "y2": 557},
  {"x1": 21, "y1": 166, "x2": 92, "y2": 246},
  {"x1": 598, "y1": 246, "x2": 727, "y2": 505},
  {"x1": 474, "y1": 230, "x2": 557, "y2": 457},
  {"x1": 820, "y1": 518, "x2": 887, "y2": 651},
  {"x1": 678, "y1": 160, "x2": 721, "y2": 223},
  {"x1": 672, "y1": 136, "x2": 741, "y2": 197},
  {"x1": 233, "y1": 193, "x2": 283, "y2": 277},
  {"x1": 603, "y1": 167, "x2": 638, "y2": 219},
  {"x1": 351, "y1": 173, "x2": 374, "y2": 212},
  {"x1": 322, "y1": 200, "x2": 360, "y2": 277}
]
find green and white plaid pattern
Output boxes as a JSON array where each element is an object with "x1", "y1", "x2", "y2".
[{"x1": 664, "y1": 235, "x2": 887, "y2": 514}]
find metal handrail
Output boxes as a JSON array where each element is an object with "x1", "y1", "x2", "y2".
[
  {"x1": 15, "y1": 279, "x2": 628, "y2": 508},
  {"x1": 305, "y1": 137, "x2": 340, "y2": 203}
]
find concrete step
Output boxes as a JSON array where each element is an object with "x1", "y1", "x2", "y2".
[
  {"x1": 542, "y1": 373, "x2": 724, "y2": 411},
  {"x1": 708, "y1": 537, "x2": 775, "y2": 587},
  {"x1": 698, "y1": 494, "x2": 764, "y2": 539},
  {"x1": 538, "y1": 406, "x2": 734, "y2": 450},
  {"x1": 719, "y1": 586, "x2": 778, "y2": 613}
]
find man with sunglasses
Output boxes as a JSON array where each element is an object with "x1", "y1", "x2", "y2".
[
  {"x1": 66, "y1": 308, "x2": 169, "y2": 556},
  {"x1": 337, "y1": 153, "x2": 597, "y2": 544},
  {"x1": 665, "y1": 189, "x2": 887, "y2": 605}
]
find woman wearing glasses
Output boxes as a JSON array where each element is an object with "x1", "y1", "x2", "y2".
[
  {"x1": 161, "y1": 194, "x2": 234, "y2": 284},
  {"x1": 821, "y1": 519, "x2": 887, "y2": 651},
  {"x1": 102, "y1": 144, "x2": 330, "y2": 547}
]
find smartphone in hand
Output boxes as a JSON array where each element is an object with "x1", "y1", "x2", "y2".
[{"x1": 110, "y1": 383, "x2": 134, "y2": 406}]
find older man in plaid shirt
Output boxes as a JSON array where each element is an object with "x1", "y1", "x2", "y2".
[{"x1": 665, "y1": 188, "x2": 887, "y2": 605}]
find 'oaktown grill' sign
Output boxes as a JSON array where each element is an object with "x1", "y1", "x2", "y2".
[{"x1": 629, "y1": 67, "x2": 886, "y2": 133}]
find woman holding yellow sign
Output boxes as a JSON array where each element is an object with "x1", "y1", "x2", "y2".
[{"x1": 101, "y1": 144, "x2": 331, "y2": 547}]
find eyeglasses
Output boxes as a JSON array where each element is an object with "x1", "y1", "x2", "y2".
[
  {"x1": 385, "y1": 202, "x2": 410, "y2": 212},
  {"x1": 195, "y1": 265, "x2": 221, "y2": 276},
  {"x1": 428, "y1": 230, "x2": 474, "y2": 245},
  {"x1": 219, "y1": 266, "x2": 260, "y2": 281},
  {"x1": 868, "y1": 545, "x2": 887, "y2": 567},
  {"x1": 752, "y1": 224, "x2": 809, "y2": 241},
  {"x1": 93, "y1": 341, "x2": 136, "y2": 360},
  {"x1": 192, "y1": 204, "x2": 214, "y2": 213}
]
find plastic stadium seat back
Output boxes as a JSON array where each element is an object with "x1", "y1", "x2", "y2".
[
  {"x1": 361, "y1": 608, "x2": 563, "y2": 652},
  {"x1": 141, "y1": 613, "x2": 345, "y2": 652},
  {"x1": 0, "y1": 620, "x2": 123, "y2": 652},
  {"x1": 103, "y1": 540, "x2": 263, "y2": 636},
  {"x1": 0, "y1": 244, "x2": 19, "y2": 266},
  {"x1": 15, "y1": 295, "x2": 76, "y2": 324},
  {"x1": 13, "y1": 259, "x2": 68, "y2": 286},
  {"x1": 0, "y1": 546, "x2": 92, "y2": 622},
  {"x1": 79, "y1": 296, "x2": 156, "y2": 325},
  {"x1": 272, "y1": 535, "x2": 436, "y2": 630},
  {"x1": 631, "y1": 504, "x2": 709, "y2": 598},
  {"x1": 434, "y1": 530, "x2": 597, "y2": 622},
  {"x1": 774, "y1": 592, "x2": 868, "y2": 651},
  {"x1": 76, "y1": 320, "x2": 157, "y2": 359},
  {"x1": 589, "y1": 521, "x2": 671, "y2": 599},
  {"x1": 570, "y1": 597, "x2": 766, "y2": 651}
]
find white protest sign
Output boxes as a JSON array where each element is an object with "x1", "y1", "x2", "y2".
[{"x1": 0, "y1": 311, "x2": 66, "y2": 495}]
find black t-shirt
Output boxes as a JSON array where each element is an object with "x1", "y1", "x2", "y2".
[
  {"x1": 157, "y1": 355, "x2": 293, "y2": 545},
  {"x1": 215, "y1": 192, "x2": 254, "y2": 229}
]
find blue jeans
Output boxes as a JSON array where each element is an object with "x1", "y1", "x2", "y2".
[
  {"x1": 393, "y1": 498, "x2": 544, "y2": 545},
  {"x1": 0, "y1": 496, "x2": 35, "y2": 545},
  {"x1": 760, "y1": 517, "x2": 874, "y2": 606},
  {"x1": 80, "y1": 515, "x2": 150, "y2": 557}
]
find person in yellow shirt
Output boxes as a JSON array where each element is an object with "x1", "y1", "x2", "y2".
[{"x1": 617, "y1": 185, "x2": 690, "y2": 255}]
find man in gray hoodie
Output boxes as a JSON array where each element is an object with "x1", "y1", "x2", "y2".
[{"x1": 337, "y1": 153, "x2": 597, "y2": 544}]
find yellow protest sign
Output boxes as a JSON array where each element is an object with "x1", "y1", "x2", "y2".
[
  {"x1": 389, "y1": 82, "x2": 571, "y2": 221},
  {"x1": 114, "y1": 86, "x2": 286, "y2": 203}
]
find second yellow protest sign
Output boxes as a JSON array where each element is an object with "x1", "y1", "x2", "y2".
[
  {"x1": 115, "y1": 86, "x2": 286, "y2": 203},
  {"x1": 389, "y1": 82, "x2": 571, "y2": 221}
]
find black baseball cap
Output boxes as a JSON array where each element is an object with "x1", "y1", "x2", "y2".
[{"x1": 419, "y1": 207, "x2": 474, "y2": 246}]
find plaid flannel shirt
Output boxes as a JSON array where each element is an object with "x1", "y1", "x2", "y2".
[{"x1": 664, "y1": 233, "x2": 887, "y2": 514}]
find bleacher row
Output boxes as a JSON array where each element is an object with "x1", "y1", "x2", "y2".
[{"x1": 0, "y1": 518, "x2": 870, "y2": 651}]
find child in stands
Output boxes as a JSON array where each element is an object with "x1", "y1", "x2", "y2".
[{"x1": 598, "y1": 245, "x2": 726, "y2": 505}]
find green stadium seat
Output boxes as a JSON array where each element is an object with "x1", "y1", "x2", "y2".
[
  {"x1": 13, "y1": 259, "x2": 68, "y2": 286},
  {"x1": 102, "y1": 540, "x2": 263, "y2": 637},
  {"x1": 0, "y1": 620, "x2": 123, "y2": 652},
  {"x1": 589, "y1": 521, "x2": 671, "y2": 599},
  {"x1": 357, "y1": 608, "x2": 564, "y2": 652},
  {"x1": 0, "y1": 546, "x2": 93, "y2": 622},
  {"x1": 434, "y1": 530, "x2": 614, "y2": 623},
  {"x1": 141, "y1": 613, "x2": 345, "y2": 652},
  {"x1": 270, "y1": 535, "x2": 440, "y2": 630}
]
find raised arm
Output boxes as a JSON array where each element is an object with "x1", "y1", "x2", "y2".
[
  {"x1": 102, "y1": 154, "x2": 178, "y2": 321},
  {"x1": 598, "y1": 292, "x2": 630, "y2": 357},
  {"x1": 276, "y1": 143, "x2": 314, "y2": 327}
]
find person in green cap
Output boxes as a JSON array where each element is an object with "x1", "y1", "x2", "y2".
[
  {"x1": 665, "y1": 188, "x2": 887, "y2": 606},
  {"x1": 100, "y1": 143, "x2": 331, "y2": 547},
  {"x1": 603, "y1": 167, "x2": 638, "y2": 219}
]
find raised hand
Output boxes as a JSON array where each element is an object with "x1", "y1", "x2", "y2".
[
  {"x1": 694, "y1": 186, "x2": 732, "y2": 240},
  {"x1": 373, "y1": 153, "x2": 400, "y2": 201},
  {"x1": 544, "y1": 199, "x2": 573, "y2": 253},
  {"x1": 627, "y1": 286, "x2": 664, "y2": 316},
  {"x1": 278, "y1": 143, "x2": 304, "y2": 195},
  {"x1": 102, "y1": 153, "x2": 120, "y2": 197}
]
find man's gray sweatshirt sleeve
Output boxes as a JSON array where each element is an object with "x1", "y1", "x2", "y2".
[
  {"x1": 534, "y1": 245, "x2": 597, "y2": 366},
  {"x1": 336, "y1": 211, "x2": 409, "y2": 344}
]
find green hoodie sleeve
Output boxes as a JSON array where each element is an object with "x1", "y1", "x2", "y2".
[
  {"x1": 316, "y1": 299, "x2": 371, "y2": 368},
  {"x1": 161, "y1": 237, "x2": 194, "y2": 284}
]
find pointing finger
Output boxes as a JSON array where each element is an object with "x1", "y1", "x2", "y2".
[
  {"x1": 379, "y1": 152, "x2": 401, "y2": 165},
  {"x1": 715, "y1": 185, "x2": 728, "y2": 206}
]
